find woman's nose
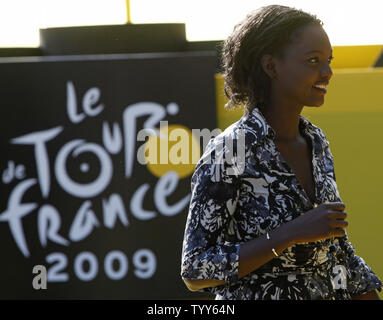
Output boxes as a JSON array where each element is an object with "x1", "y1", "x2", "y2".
[{"x1": 321, "y1": 64, "x2": 333, "y2": 79}]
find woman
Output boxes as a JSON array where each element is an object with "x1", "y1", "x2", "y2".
[{"x1": 180, "y1": 5, "x2": 383, "y2": 300}]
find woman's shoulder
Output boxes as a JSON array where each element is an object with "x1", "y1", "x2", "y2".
[
  {"x1": 206, "y1": 112, "x2": 268, "y2": 152},
  {"x1": 193, "y1": 114, "x2": 269, "y2": 182}
]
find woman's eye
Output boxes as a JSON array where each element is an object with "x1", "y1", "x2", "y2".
[
  {"x1": 308, "y1": 56, "x2": 334, "y2": 64},
  {"x1": 308, "y1": 57, "x2": 319, "y2": 64}
]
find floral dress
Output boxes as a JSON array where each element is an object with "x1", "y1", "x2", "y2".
[{"x1": 180, "y1": 107, "x2": 383, "y2": 300}]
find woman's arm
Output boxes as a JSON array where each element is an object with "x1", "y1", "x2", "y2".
[
  {"x1": 183, "y1": 202, "x2": 348, "y2": 292},
  {"x1": 183, "y1": 220, "x2": 295, "y2": 291}
]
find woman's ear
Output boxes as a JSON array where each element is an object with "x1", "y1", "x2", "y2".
[{"x1": 261, "y1": 54, "x2": 278, "y2": 79}]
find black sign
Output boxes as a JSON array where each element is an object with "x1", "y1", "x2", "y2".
[{"x1": 0, "y1": 52, "x2": 217, "y2": 299}]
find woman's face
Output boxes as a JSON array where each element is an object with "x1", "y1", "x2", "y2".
[{"x1": 273, "y1": 23, "x2": 333, "y2": 108}]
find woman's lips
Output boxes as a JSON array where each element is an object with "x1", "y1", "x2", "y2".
[{"x1": 312, "y1": 85, "x2": 327, "y2": 94}]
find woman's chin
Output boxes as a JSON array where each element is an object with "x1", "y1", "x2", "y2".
[{"x1": 305, "y1": 100, "x2": 325, "y2": 108}]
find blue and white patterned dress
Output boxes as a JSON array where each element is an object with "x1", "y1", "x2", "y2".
[{"x1": 180, "y1": 107, "x2": 383, "y2": 300}]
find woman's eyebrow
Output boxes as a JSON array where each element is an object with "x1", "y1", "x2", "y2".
[{"x1": 304, "y1": 50, "x2": 333, "y2": 55}]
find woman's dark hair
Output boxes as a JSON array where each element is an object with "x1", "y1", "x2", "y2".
[{"x1": 221, "y1": 5, "x2": 323, "y2": 113}]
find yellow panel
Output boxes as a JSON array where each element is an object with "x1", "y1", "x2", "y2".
[
  {"x1": 216, "y1": 68, "x2": 383, "y2": 122},
  {"x1": 303, "y1": 67, "x2": 383, "y2": 115},
  {"x1": 331, "y1": 45, "x2": 383, "y2": 69}
]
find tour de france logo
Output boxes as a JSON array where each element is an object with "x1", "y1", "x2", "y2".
[{"x1": 0, "y1": 80, "x2": 224, "y2": 288}]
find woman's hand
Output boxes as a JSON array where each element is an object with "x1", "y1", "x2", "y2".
[
  {"x1": 289, "y1": 202, "x2": 348, "y2": 245},
  {"x1": 352, "y1": 290, "x2": 381, "y2": 300}
]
